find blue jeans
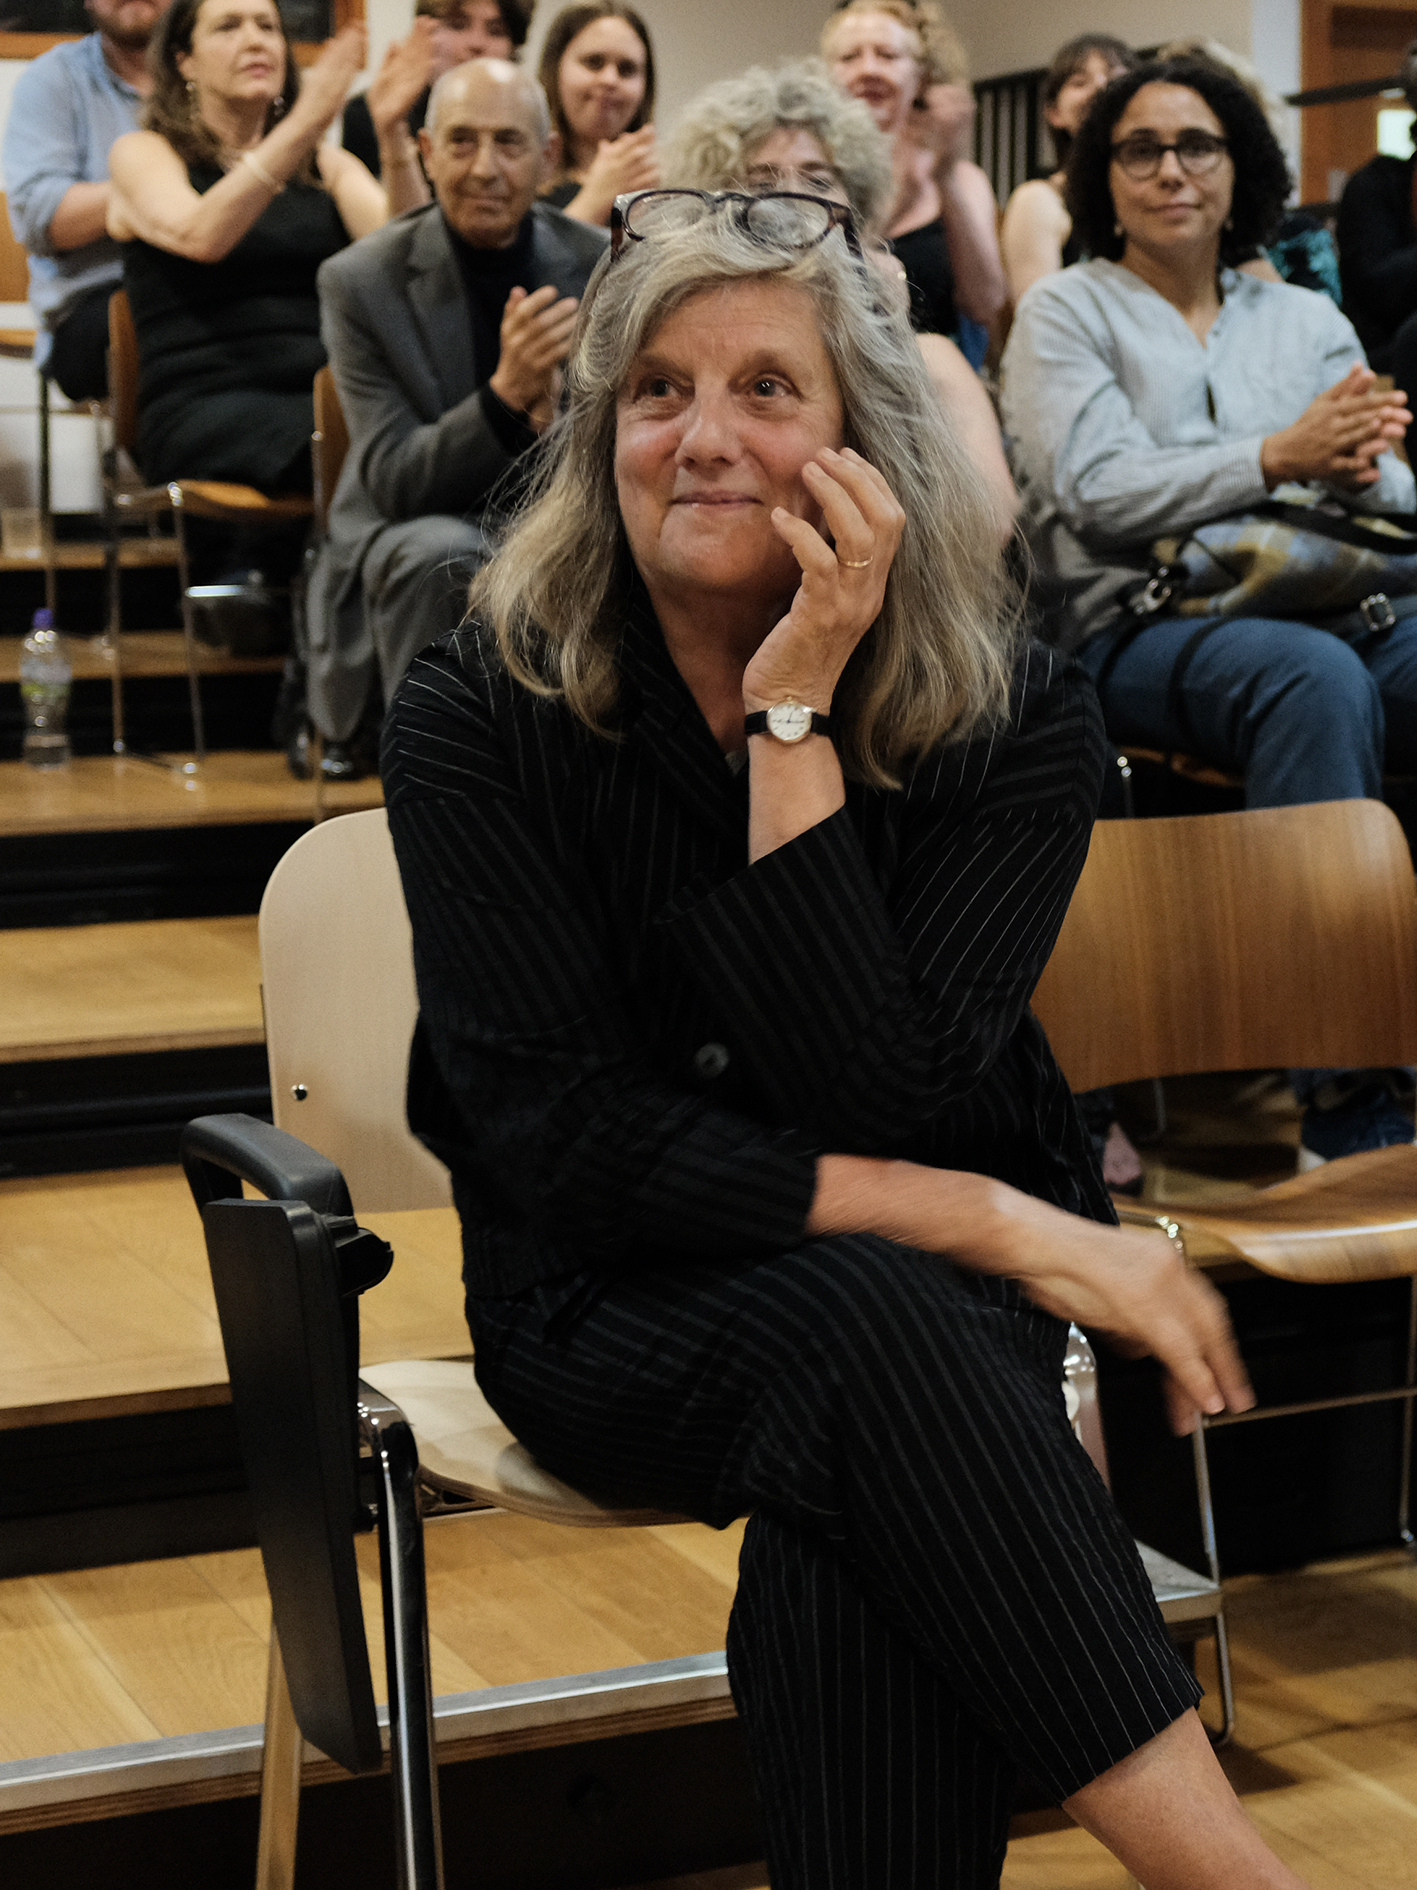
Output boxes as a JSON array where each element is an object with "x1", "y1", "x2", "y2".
[{"x1": 1077, "y1": 611, "x2": 1417, "y2": 807}]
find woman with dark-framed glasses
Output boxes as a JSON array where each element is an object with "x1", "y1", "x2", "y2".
[
  {"x1": 1004, "y1": 58, "x2": 1417, "y2": 1167},
  {"x1": 383, "y1": 187, "x2": 1303, "y2": 1887}
]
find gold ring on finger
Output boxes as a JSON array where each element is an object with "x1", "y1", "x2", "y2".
[{"x1": 838, "y1": 554, "x2": 874, "y2": 569}]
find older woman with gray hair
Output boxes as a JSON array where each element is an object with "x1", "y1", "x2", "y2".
[
  {"x1": 663, "y1": 58, "x2": 1016, "y2": 537},
  {"x1": 381, "y1": 190, "x2": 1293, "y2": 1887}
]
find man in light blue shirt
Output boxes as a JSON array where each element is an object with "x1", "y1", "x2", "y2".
[{"x1": 3, "y1": 0, "x2": 169, "y2": 399}]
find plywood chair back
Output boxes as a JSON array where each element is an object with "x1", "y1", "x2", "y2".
[
  {"x1": 108, "y1": 289, "x2": 141, "y2": 456},
  {"x1": 259, "y1": 807, "x2": 453, "y2": 1215},
  {"x1": 312, "y1": 365, "x2": 349, "y2": 536},
  {"x1": 1032, "y1": 800, "x2": 1417, "y2": 1096}
]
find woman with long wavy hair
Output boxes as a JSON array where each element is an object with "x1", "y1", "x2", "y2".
[
  {"x1": 380, "y1": 193, "x2": 1286, "y2": 1887},
  {"x1": 107, "y1": 0, "x2": 430, "y2": 496}
]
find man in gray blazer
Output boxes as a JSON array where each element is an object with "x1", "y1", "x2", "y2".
[{"x1": 307, "y1": 58, "x2": 607, "y2": 752}]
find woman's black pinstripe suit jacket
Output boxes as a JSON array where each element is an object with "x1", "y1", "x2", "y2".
[{"x1": 381, "y1": 598, "x2": 1114, "y2": 1306}]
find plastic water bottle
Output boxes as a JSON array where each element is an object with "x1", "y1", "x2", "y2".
[{"x1": 20, "y1": 609, "x2": 72, "y2": 769}]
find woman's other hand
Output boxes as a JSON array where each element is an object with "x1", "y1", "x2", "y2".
[
  {"x1": 1261, "y1": 362, "x2": 1412, "y2": 490},
  {"x1": 563, "y1": 125, "x2": 658, "y2": 224},
  {"x1": 808, "y1": 1154, "x2": 1255, "y2": 1437},
  {"x1": 290, "y1": 23, "x2": 368, "y2": 137},
  {"x1": 742, "y1": 447, "x2": 905, "y2": 713},
  {"x1": 909, "y1": 81, "x2": 975, "y2": 176},
  {"x1": 367, "y1": 17, "x2": 436, "y2": 140}
]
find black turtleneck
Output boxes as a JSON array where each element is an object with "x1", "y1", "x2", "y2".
[{"x1": 443, "y1": 209, "x2": 541, "y2": 459}]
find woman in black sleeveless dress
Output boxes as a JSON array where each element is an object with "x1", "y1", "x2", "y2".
[{"x1": 108, "y1": 0, "x2": 431, "y2": 493}]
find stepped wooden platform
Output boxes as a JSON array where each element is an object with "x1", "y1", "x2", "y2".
[
  {"x1": 0, "y1": 538, "x2": 180, "y2": 576},
  {"x1": 0, "y1": 917, "x2": 262, "y2": 1063},
  {"x1": 0, "y1": 632, "x2": 282, "y2": 684},
  {"x1": 0, "y1": 751, "x2": 381, "y2": 839},
  {"x1": 0, "y1": 1166, "x2": 469, "y2": 1433}
]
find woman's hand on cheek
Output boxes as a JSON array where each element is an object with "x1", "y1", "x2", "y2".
[{"x1": 742, "y1": 448, "x2": 905, "y2": 713}]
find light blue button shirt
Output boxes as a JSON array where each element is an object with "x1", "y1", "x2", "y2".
[
  {"x1": 1000, "y1": 258, "x2": 1417, "y2": 651},
  {"x1": 2, "y1": 33, "x2": 144, "y2": 355}
]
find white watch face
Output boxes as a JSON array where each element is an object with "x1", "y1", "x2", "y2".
[{"x1": 766, "y1": 701, "x2": 813, "y2": 743}]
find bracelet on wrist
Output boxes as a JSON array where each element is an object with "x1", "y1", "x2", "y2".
[{"x1": 240, "y1": 149, "x2": 282, "y2": 194}]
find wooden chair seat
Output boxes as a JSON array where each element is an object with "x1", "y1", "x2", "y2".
[
  {"x1": 360, "y1": 1359, "x2": 687, "y2": 1526},
  {"x1": 1133, "y1": 1143, "x2": 1417, "y2": 1285},
  {"x1": 0, "y1": 325, "x2": 35, "y2": 358}
]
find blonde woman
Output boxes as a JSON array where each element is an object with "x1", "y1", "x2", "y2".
[{"x1": 822, "y1": 0, "x2": 1004, "y2": 352}]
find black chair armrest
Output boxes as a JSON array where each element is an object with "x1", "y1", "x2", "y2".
[{"x1": 181, "y1": 1112, "x2": 353, "y2": 1218}]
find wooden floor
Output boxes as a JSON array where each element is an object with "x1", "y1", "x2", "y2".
[
  {"x1": 0, "y1": 1167, "x2": 469, "y2": 1429},
  {"x1": 0, "y1": 916, "x2": 262, "y2": 1062},
  {"x1": 0, "y1": 750, "x2": 381, "y2": 838}
]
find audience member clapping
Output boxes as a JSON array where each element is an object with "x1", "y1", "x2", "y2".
[
  {"x1": 1003, "y1": 58, "x2": 1417, "y2": 1165},
  {"x1": 821, "y1": 0, "x2": 1005, "y2": 360},
  {"x1": 342, "y1": 0, "x2": 534, "y2": 179},
  {"x1": 663, "y1": 58, "x2": 1015, "y2": 538},
  {"x1": 3, "y1": 0, "x2": 173, "y2": 402},
  {"x1": 1000, "y1": 34, "x2": 1134, "y2": 305},
  {"x1": 304, "y1": 58, "x2": 605, "y2": 775},
  {"x1": 537, "y1": 3, "x2": 657, "y2": 224},
  {"x1": 107, "y1": 0, "x2": 428, "y2": 496}
]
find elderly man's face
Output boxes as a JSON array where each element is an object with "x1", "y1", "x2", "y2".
[{"x1": 419, "y1": 62, "x2": 552, "y2": 248}]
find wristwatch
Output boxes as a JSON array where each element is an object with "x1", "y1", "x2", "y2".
[{"x1": 743, "y1": 702, "x2": 833, "y2": 744}]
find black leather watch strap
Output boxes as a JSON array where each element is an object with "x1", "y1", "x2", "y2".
[{"x1": 743, "y1": 709, "x2": 833, "y2": 738}]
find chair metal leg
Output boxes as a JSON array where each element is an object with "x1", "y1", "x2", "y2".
[
  {"x1": 1191, "y1": 1423, "x2": 1234, "y2": 1746},
  {"x1": 38, "y1": 370, "x2": 55, "y2": 618},
  {"x1": 1400, "y1": 1275, "x2": 1416, "y2": 1554},
  {"x1": 172, "y1": 494, "x2": 206, "y2": 768},
  {"x1": 255, "y1": 1626, "x2": 303, "y2": 1890},
  {"x1": 362, "y1": 1389, "x2": 445, "y2": 1890}
]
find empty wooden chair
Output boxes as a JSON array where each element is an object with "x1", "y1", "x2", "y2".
[{"x1": 1031, "y1": 798, "x2": 1417, "y2": 1592}]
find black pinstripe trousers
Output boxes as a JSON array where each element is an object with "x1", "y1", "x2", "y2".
[{"x1": 469, "y1": 1236, "x2": 1201, "y2": 1889}]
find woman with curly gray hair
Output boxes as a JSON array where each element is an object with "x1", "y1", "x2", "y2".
[
  {"x1": 663, "y1": 59, "x2": 1016, "y2": 537},
  {"x1": 381, "y1": 195, "x2": 1286, "y2": 1886}
]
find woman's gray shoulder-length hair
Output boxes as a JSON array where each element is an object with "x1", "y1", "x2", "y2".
[
  {"x1": 660, "y1": 58, "x2": 893, "y2": 232},
  {"x1": 471, "y1": 214, "x2": 1020, "y2": 790}
]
